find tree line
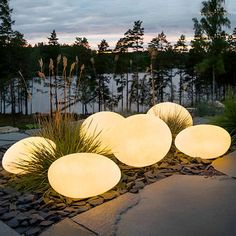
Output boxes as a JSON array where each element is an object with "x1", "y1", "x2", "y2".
[{"x1": 0, "y1": 0, "x2": 236, "y2": 116}]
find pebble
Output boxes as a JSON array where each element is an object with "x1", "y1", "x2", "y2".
[
  {"x1": 88, "y1": 197, "x2": 104, "y2": 207},
  {"x1": 0, "y1": 147, "x2": 222, "y2": 236}
]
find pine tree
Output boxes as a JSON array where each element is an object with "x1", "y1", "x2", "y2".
[
  {"x1": 124, "y1": 20, "x2": 144, "y2": 52},
  {"x1": 0, "y1": 0, "x2": 14, "y2": 46},
  {"x1": 148, "y1": 31, "x2": 171, "y2": 51},
  {"x1": 74, "y1": 37, "x2": 90, "y2": 48},
  {"x1": 98, "y1": 39, "x2": 110, "y2": 53},
  {"x1": 48, "y1": 30, "x2": 59, "y2": 45},
  {"x1": 193, "y1": 0, "x2": 230, "y2": 101}
]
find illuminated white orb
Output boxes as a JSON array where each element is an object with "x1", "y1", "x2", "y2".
[
  {"x1": 48, "y1": 153, "x2": 121, "y2": 198},
  {"x1": 147, "y1": 102, "x2": 193, "y2": 130},
  {"x1": 80, "y1": 111, "x2": 124, "y2": 153},
  {"x1": 2, "y1": 137, "x2": 56, "y2": 174},
  {"x1": 112, "y1": 114, "x2": 172, "y2": 167},
  {"x1": 175, "y1": 125, "x2": 231, "y2": 159}
]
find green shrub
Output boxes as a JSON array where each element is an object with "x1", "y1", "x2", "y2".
[
  {"x1": 211, "y1": 98, "x2": 236, "y2": 147},
  {"x1": 196, "y1": 102, "x2": 223, "y2": 117}
]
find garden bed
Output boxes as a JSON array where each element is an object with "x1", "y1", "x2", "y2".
[{"x1": 0, "y1": 146, "x2": 223, "y2": 236}]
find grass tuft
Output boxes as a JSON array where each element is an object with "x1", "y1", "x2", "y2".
[{"x1": 10, "y1": 112, "x2": 112, "y2": 193}]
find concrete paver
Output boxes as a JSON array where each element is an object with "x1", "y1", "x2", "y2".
[
  {"x1": 0, "y1": 220, "x2": 20, "y2": 236},
  {"x1": 73, "y1": 175, "x2": 236, "y2": 236},
  {"x1": 40, "y1": 218, "x2": 97, "y2": 236},
  {"x1": 0, "y1": 132, "x2": 29, "y2": 146},
  {"x1": 73, "y1": 193, "x2": 140, "y2": 236},
  {"x1": 117, "y1": 175, "x2": 236, "y2": 236},
  {"x1": 212, "y1": 151, "x2": 236, "y2": 178}
]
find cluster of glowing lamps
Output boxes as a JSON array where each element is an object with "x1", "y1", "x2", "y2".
[{"x1": 2, "y1": 103, "x2": 231, "y2": 199}]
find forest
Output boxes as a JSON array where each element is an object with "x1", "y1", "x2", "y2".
[{"x1": 0, "y1": 0, "x2": 236, "y2": 116}]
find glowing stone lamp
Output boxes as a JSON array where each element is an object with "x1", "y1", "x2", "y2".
[
  {"x1": 112, "y1": 114, "x2": 172, "y2": 167},
  {"x1": 80, "y1": 111, "x2": 124, "y2": 153},
  {"x1": 175, "y1": 125, "x2": 231, "y2": 159},
  {"x1": 2, "y1": 137, "x2": 56, "y2": 174},
  {"x1": 147, "y1": 102, "x2": 193, "y2": 130},
  {"x1": 48, "y1": 153, "x2": 121, "y2": 198}
]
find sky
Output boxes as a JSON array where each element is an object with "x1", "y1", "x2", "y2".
[{"x1": 10, "y1": 0, "x2": 236, "y2": 48}]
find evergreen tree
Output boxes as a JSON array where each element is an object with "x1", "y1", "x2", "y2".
[
  {"x1": 48, "y1": 30, "x2": 59, "y2": 45},
  {"x1": 98, "y1": 39, "x2": 110, "y2": 53},
  {"x1": 148, "y1": 31, "x2": 171, "y2": 51},
  {"x1": 174, "y1": 34, "x2": 188, "y2": 53},
  {"x1": 0, "y1": 0, "x2": 14, "y2": 46},
  {"x1": 124, "y1": 20, "x2": 144, "y2": 51},
  {"x1": 74, "y1": 37, "x2": 90, "y2": 49},
  {"x1": 193, "y1": 0, "x2": 230, "y2": 101}
]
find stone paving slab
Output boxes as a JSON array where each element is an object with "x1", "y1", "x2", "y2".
[
  {"x1": 73, "y1": 175, "x2": 236, "y2": 236},
  {"x1": 212, "y1": 151, "x2": 236, "y2": 178},
  {"x1": 40, "y1": 218, "x2": 97, "y2": 236},
  {"x1": 0, "y1": 132, "x2": 29, "y2": 147},
  {"x1": 0, "y1": 126, "x2": 19, "y2": 134},
  {"x1": 0, "y1": 220, "x2": 20, "y2": 236},
  {"x1": 73, "y1": 193, "x2": 140, "y2": 236},
  {"x1": 117, "y1": 175, "x2": 236, "y2": 236}
]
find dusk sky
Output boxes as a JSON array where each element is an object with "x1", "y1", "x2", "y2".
[{"x1": 10, "y1": 0, "x2": 236, "y2": 48}]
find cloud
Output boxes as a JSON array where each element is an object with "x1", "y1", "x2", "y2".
[{"x1": 10, "y1": 0, "x2": 236, "y2": 47}]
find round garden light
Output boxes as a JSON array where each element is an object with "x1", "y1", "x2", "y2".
[
  {"x1": 48, "y1": 153, "x2": 121, "y2": 199},
  {"x1": 175, "y1": 124, "x2": 231, "y2": 159},
  {"x1": 147, "y1": 102, "x2": 193, "y2": 134},
  {"x1": 112, "y1": 114, "x2": 172, "y2": 167},
  {"x1": 2, "y1": 137, "x2": 56, "y2": 174},
  {"x1": 80, "y1": 111, "x2": 124, "y2": 153}
]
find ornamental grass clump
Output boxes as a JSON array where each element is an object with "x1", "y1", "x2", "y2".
[{"x1": 11, "y1": 112, "x2": 112, "y2": 193}]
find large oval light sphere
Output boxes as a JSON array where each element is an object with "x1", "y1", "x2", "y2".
[
  {"x1": 80, "y1": 111, "x2": 124, "y2": 153},
  {"x1": 2, "y1": 137, "x2": 56, "y2": 174},
  {"x1": 48, "y1": 153, "x2": 121, "y2": 199},
  {"x1": 175, "y1": 125, "x2": 231, "y2": 159},
  {"x1": 112, "y1": 114, "x2": 172, "y2": 167},
  {"x1": 147, "y1": 102, "x2": 193, "y2": 134}
]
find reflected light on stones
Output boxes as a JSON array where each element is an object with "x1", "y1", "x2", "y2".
[
  {"x1": 175, "y1": 125, "x2": 231, "y2": 159},
  {"x1": 2, "y1": 137, "x2": 56, "y2": 174},
  {"x1": 80, "y1": 111, "x2": 124, "y2": 153},
  {"x1": 112, "y1": 114, "x2": 172, "y2": 167},
  {"x1": 48, "y1": 153, "x2": 121, "y2": 199}
]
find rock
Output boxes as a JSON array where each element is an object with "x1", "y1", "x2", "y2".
[
  {"x1": 56, "y1": 211, "x2": 70, "y2": 217},
  {"x1": 129, "y1": 188, "x2": 139, "y2": 193},
  {"x1": 64, "y1": 207, "x2": 77, "y2": 213},
  {"x1": 31, "y1": 213, "x2": 45, "y2": 222},
  {"x1": 158, "y1": 162, "x2": 170, "y2": 169},
  {"x1": 179, "y1": 157, "x2": 190, "y2": 165},
  {"x1": 144, "y1": 171, "x2": 156, "y2": 179},
  {"x1": 20, "y1": 220, "x2": 29, "y2": 227},
  {"x1": 0, "y1": 207, "x2": 8, "y2": 215},
  {"x1": 25, "y1": 227, "x2": 41, "y2": 236},
  {"x1": 72, "y1": 200, "x2": 87, "y2": 207},
  {"x1": 18, "y1": 194, "x2": 35, "y2": 204},
  {"x1": 133, "y1": 180, "x2": 145, "y2": 190},
  {"x1": 15, "y1": 213, "x2": 29, "y2": 222},
  {"x1": 1, "y1": 211, "x2": 17, "y2": 220},
  {"x1": 88, "y1": 197, "x2": 104, "y2": 207},
  {"x1": 100, "y1": 191, "x2": 119, "y2": 201},
  {"x1": 7, "y1": 218, "x2": 19, "y2": 228},
  {"x1": 169, "y1": 164, "x2": 182, "y2": 172},
  {"x1": 201, "y1": 159, "x2": 212, "y2": 164},
  {"x1": 55, "y1": 203, "x2": 67, "y2": 209},
  {"x1": 74, "y1": 204, "x2": 91, "y2": 214},
  {"x1": 40, "y1": 220, "x2": 54, "y2": 227},
  {"x1": 15, "y1": 226, "x2": 31, "y2": 234}
]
